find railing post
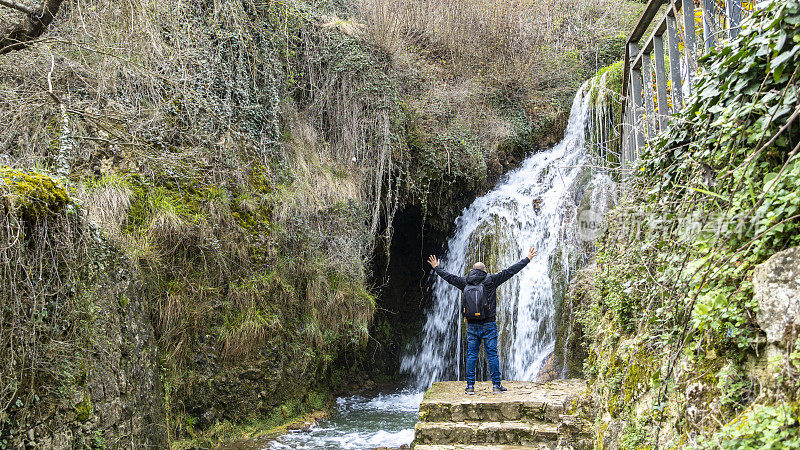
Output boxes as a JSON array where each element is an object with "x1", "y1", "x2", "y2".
[
  {"x1": 642, "y1": 52, "x2": 656, "y2": 139},
  {"x1": 702, "y1": 0, "x2": 717, "y2": 51},
  {"x1": 629, "y1": 43, "x2": 645, "y2": 157},
  {"x1": 626, "y1": 107, "x2": 635, "y2": 171},
  {"x1": 726, "y1": 0, "x2": 743, "y2": 38},
  {"x1": 621, "y1": 108, "x2": 629, "y2": 173},
  {"x1": 666, "y1": 12, "x2": 684, "y2": 109},
  {"x1": 682, "y1": 0, "x2": 696, "y2": 94},
  {"x1": 653, "y1": 33, "x2": 669, "y2": 130}
]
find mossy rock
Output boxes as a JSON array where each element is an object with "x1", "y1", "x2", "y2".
[
  {"x1": 0, "y1": 167, "x2": 70, "y2": 221},
  {"x1": 74, "y1": 396, "x2": 93, "y2": 423}
]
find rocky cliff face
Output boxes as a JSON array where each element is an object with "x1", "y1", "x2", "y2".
[
  {"x1": 32, "y1": 245, "x2": 167, "y2": 449},
  {"x1": 754, "y1": 247, "x2": 800, "y2": 345},
  {"x1": 0, "y1": 170, "x2": 166, "y2": 448},
  {"x1": 750, "y1": 247, "x2": 800, "y2": 404},
  {"x1": 174, "y1": 339, "x2": 329, "y2": 430}
]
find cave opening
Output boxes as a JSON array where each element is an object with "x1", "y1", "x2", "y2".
[{"x1": 366, "y1": 204, "x2": 450, "y2": 380}]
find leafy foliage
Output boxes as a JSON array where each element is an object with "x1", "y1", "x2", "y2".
[
  {"x1": 697, "y1": 403, "x2": 800, "y2": 449},
  {"x1": 579, "y1": 0, "x2": 800, "y2": 445}
]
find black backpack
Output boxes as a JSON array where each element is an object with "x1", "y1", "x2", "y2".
[{"x1": 462, "y1": 283, "x2": 489, "y2": 319}]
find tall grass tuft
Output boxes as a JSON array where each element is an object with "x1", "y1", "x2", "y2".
[{"x1": 81, "y1": 173, "x2": 134, "y2": 238}]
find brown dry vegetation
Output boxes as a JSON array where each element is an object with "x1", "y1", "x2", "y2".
[
  {"x1": 357, "y1": 0, "x2": 641, "y2": 221},
  {"x1": 0, "y1": 0, "x2": 385, "y2": 348},
  {"x1": 361, "y1": 0, "x2": 639, "y2": 91}
]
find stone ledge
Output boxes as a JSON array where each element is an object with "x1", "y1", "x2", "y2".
[
  {"x1": 419, "y1": 379, "x2": 586, "y2": 424},
  {"x1": 414, "y1": 445, "x2": 553, "y2": 450},
  {"x1": 414, "y1": 379, "x2": 587, "y2": 447},
  {"x1": 414, "y1": 420, "x2": 559, "y2": 445}
]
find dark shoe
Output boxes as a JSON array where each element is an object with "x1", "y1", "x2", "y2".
[
  {"x1": 493, "y1": 384, "x2": 508, "y2": 393},
  {"x1": 465, "y1": 386, "x2": 475, "y2": 395}
]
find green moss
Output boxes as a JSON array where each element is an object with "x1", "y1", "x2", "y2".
[
  {"x1": 75, "y1": 396, "x2": 93, "y2": 422},
  {"x1": 91, "y1": 430, "x2": 107, "y2": 449},
  {"x1": 171, "y1": 399, "x2": 329, "y2": 450},
  {"x1": 620, "y1": 413, "x2": 656, "y2": 450},
  {"x1": 590, "y1": 60, "x2": 623, "y2": 103},
  {"x1": 305, "y1": 391, "x2": 327, "y2": 410},
  {"x1": 118, "y1": 294, "x2": 130, "y2": 309},
  {"x1": 0, "y1": 167, "x2": 70, "y2": 221}
]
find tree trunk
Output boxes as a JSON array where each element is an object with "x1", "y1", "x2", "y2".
[{"x1": 0, "y1": 0, "x2": 65, "y2": 55}]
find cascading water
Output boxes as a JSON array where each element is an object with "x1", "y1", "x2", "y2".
[
  {"x1": 262, "y1": 79, "x2": 618, "y2": 449},
  {"x1": 401, "y1": 81, "x2": 616, "y2": 389}
]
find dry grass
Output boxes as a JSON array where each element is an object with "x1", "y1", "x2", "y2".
[
  {"x1": 80, "y1": 174, "x2": 133, "y2": 238},
  {"x1": 218, "y1": 273, "x2": 288, "y2": 360},
  {"x1": 360, "y1": 0, "x2": 640, "y2": 90}
]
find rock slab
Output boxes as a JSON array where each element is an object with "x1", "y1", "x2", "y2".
[{"x1": 754, "y1": 246, "x2": 800, "y2": 343}]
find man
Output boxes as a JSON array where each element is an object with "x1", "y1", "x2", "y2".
[{"x1": 427, "y1": 246, "x2": 537, "y2": 394}]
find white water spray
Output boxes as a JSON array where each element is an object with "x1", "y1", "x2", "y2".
[{"x1": 401, "y1": 82, "x2": 614, "y2": 389}]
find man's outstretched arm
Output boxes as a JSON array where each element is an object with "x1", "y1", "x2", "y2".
[
  {"x1": 491, "y1": 246, "x2": 538, "y2": 286},
  {"x1": 427, "y1": 255, "x2": 467, "y2": 290}
]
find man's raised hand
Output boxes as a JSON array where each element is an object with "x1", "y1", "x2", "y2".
[
  {"x1": 527, "y1": 246, "x2": 538, "y2": 260},
  {"x1": 427, "y1": 255, "x2": 440, "y2": 269}
]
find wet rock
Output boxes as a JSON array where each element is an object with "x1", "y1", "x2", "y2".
[
  {"x1": 535, "y1": 352, "x2": 558, "y2": 383},
  {"x1": 285, "y1": 413, "x2": 322, "y2": 432},
  {"x1": 754, "y1": 246, "x2": 800, "y2": 343},
  {"x1": 240, "y1": 368, "x2": 264, "y2": 380},
  {"x1": 201, "y1": 408, "x2": 221, "y2": 427}
]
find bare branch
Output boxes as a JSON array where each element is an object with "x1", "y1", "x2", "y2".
[
  {"x1": 0, "y1": 0, "x2": 66, "y2": 55},
  {"x1": 0, "y1": 0, "x2": 36, "y2": 15}
]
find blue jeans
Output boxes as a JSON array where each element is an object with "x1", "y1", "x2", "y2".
[{"x1": 466, "y1": 321, "x2": 501, "y2": 386}]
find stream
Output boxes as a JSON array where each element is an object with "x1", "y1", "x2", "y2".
[{"x1": 264, "y1": 389, "x2": 421, "y2": 449}]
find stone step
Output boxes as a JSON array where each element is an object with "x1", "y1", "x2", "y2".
[
  {"x1": 414, "y1": 445, "x2": 552, "y2": 450},
  {"x1": 413, "y1": 421, "x2": 559, "y2": 446},
  {"x1": 418, "y1": 379, "x2": 585, "y2": 424}
]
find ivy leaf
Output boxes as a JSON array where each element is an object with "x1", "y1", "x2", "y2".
[
  {"x1": 771, "y1": 44, "x2": 799, "y2": 69},
  {"x1": 773, "y1": 31, "x2": 787, "y2": 53},
  {"x1": 773, "y1": 64, "x2": 784, "y2": 83},
  {"x1": 763, "y1": 173, "x2": 779, "y2": 191}
]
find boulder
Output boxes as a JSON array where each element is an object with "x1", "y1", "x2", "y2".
[{"x1": 754, "y1": 246, "x2": 800, "y2": 343}]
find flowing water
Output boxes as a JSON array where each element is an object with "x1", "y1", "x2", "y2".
[
  {"x1": 264, "y1": 389, "x2": 421, "y2": 449},
  {"x1": 261, "y1": 80, "x2": 615, "y2": 449},
  {"x1": 401, "y1": 82, "x2": 614, "y2": 389}
]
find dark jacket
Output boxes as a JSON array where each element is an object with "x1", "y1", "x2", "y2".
[{"x1": 434, "y1": 257, "x2": 530, "y2": 323}]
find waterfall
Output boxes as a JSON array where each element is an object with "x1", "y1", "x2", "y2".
[{"x1": 401, "y1": 81, "x2": 616, "y2": 389}]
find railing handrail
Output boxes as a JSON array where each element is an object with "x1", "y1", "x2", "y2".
[
  {"x1": 618, "y1": 0, "x2": 750, "y2": 173},
  {"x1": 620, "y1": 0, "x2": 680, "y2": 121}
]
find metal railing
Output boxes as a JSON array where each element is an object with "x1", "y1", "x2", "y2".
[{"x1": 620, "y1": 0, "x2": 757, "y2": 172}]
